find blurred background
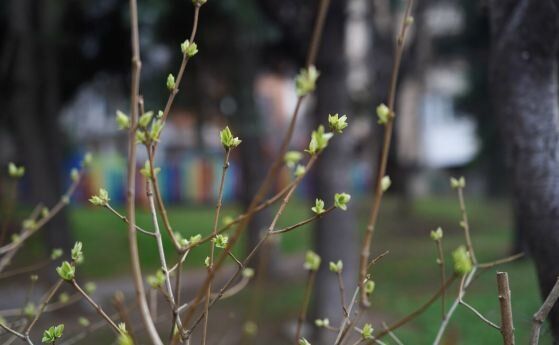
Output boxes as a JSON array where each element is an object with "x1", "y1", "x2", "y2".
[{"x1": 0, "y1": 0, "x2": 553, "y2": 344}]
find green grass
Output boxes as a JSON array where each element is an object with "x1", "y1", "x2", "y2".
[
  {"x1": 15, "y1": 195, "x2": 552, "y2": 343},
  {"x1": 65, "y1": 199, "x2": 313, "y2": 277}
]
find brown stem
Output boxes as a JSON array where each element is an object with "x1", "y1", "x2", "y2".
[
  {"x1": 172, "y1": 0, "x2": 331, "y2": 337},
  {"x1": 497, "y1": 272, "x2": 515, "y2": 345},
  {"x1": 294, "y1": 270, "x2": 317, "y2": 343},
  {"x1": 105, "y1": 204, "x2": 155, "y2": 237},
  {"x1": 112, "y1": 291, "x2": 137, "y2": 345},
  {"x1": 0, "y1": 170, "x2": 83, "y2": 258},
  {"x1": 433, "y1": 268, "x2": 477, "y2": 345},
  {"x1": 435, "y1": 239, "x2": 446, "y2": 320},
  {"x1": 202, "y1": 150, "x2": 230, "y2": 345},
  {"x1": 71, "y1": 280, "x2": 121, "y2": 334},
  {"x1": 159, "y1": 5, "x2": 201, "y2": 126},
  {"x1": 127, "y1": 0, "x2": 162, "y2": 343},
  {"x1": 459, "y1": 299, "x2": 500, "y2": 330},
  {"x1": 185, "y1": 179, "x2": 297, "y2": 250},
  {"x1": 375, "y1": 275, "x2": 456, "y2": 340},
  {"x1": 146, "y1": 180, "x2": 178, "y2": 312},
  {"x1": 336, "y1": 271, "x2": 349, "y2": 318},
  {"x1": 178, "y1": 157, "x2": 317, "y2": 338},
  {"x1": 270, "y1": 206, "x2": 335, "y2": 235},
  {"x1": 457, "y1": 187, "x2": 477, "y2": 265},
  {"x1": 0, "y1": 259, "x2": 50, "y2": 280},
  {"x1": 181, "y1": 157, "x2": 318, "y2": 340},
  {"x1": 170, "y1": 257, "x2": 183, "y2": 341},
  {"x1": 478, "y1": 253, "x2": 524, "y2": 269},
  {"x1": 358, "y1": 0, "x2": 414, "y2": 307},
  {"x1": 0, "y1": 323, "x2": 26, "y2": 342},
  {"x1": 24, "y1": 280, "x2": 63, "y2": 335},
  {"x1": 367, "y1": 250, "x2": 390, "y2": 271},
  {"x1": 530, "y1": 277, "x2": 559, "y2": 345}
]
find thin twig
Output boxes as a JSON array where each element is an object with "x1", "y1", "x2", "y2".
[
  {"x1": 24, "y1": 280, "x2": 63, "y2": 335},
  {"x1": 148, "y1": 3, "x2": 204, "y2": 253},
  {"x1": 181, "y1": 157, "x2": 318, "y2": 340},
  {"x1": 478, "y1": 253, "x2": 524, "y2": 269},
  {"x1": 113, "y1": 291, "x2": 138, "y2": 345},
  {"x1": 0, "y1": 322, "x2": 27, "y2": 342},
  {"x1": 105, "y1": 204, "x2": 155, "y2": 237},
  {"x1": 382, "y1": 322, "x2": 404, "y2": 345},
  {"x1": 126, "y1": 0, "x2": 162, "y2": 342},
  {"x1": 146, "y1": 180, "x2": 180, "y2": 324},
  {"x1": 459, "y1": 299, "x2": 500, "y2": 330},
  {"x1": 70, "y1": 280, "x2": 121, "y2": 335},
  {"x1": 336, "y1": 271, "x2": 349, "y2": 318},
  {"x1": 173, "y1": 1, "x2": 331, "y2": 339},
  {"x1": 0, "y1": 169, "x2": 83, "y2": 273},
  {"x1": 294, "y1": 270, "x2": 317, "y2": 343},
  {"x1": 434, "y1": 239, "x2": 446, "y2": 320},
  {"x1": 202, "y1": 150, "x2": 230, "y2": 345},
  {"x1": 359, "y1": 0, "x2": 415, "y2": 307},
  {"x1": 433, "y1": 268, "x2": 477, "y2": 345},
  {"x1": 269, "y1": 206, "x2": 335, "y2": 235},
  {"x1": 334, "y1": 286, "x2": 360, "y2": 345},
  {"x1": 0, "y1": 259, "x2": 50, "y2": 280},
  {"x1": 185, "y1": 179, "x2": 298, "y2": 250},
  {"x1": 367, "y1": 250, "x2": 390, "y2": 271},
  {"x1": 456, "y1": 187, "x2": 477, "y2": 265},
  {"x1": 373, "y1": 275, "x2": 456, "y2": 341},
  {"x1": 178, "y1": 156, "x2": 318, "y2": 340},
  {"x1": 530, "y1": 276, "x2": 559, "y2": 345}
]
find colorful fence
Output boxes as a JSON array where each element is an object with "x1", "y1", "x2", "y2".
[{"x1": 4, "y1": 151, "x2": 371, "y2": 206}]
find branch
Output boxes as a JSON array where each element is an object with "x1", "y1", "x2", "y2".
[
  {"x1": 334, "y1": 285, "x2": 361, "y2": 345},
  {"x1": 202, "y1": 149, "x2": 231, "y2": 345},
  {"x1": 269, "y1": 206, "x2": 335, "y2": 235},
  {"x1": 0, "y1": 169, "x2": 84, "y2": 267},
  {"x1": 70, "y1": 279, "x2": 121, "y2": 335},
  {"x1": 359, "y1": 0, "x2": 415, "y2": 306},
  {"x1": 185, "y1": 179, "x2": 298, "y2": 250},
  {"x1": 433, "y1": 268, "x2": 477, "y2": 345},
  {"x1": 496, "y1": 272, "x2": 515, "y2": 345},
  {"x1": 382, "y1": 322, "x2": 403, "y2": 345},
  {"x1": 24, "y1": 280, "x2": 63, "y2": 335},
  {"x1": 146, "y1": 180, "x2": 181, "y2": 331},
  {"x1": 434, "y1": 239, "x2": 446, "y2": 320},
  {"x1": 294, "y1": 270, "x2": 317, "y2": 343},
  {"x1": 126, "y1": 0, "x2": 162, "y2": 342},
  {"x1": 105, "y1": 204, "x2": 155, "y2": 237},
  {"x1": 178, "y1": 155, "x2": 317, "y2": 339},
  {"x1": 478, "y1": 253, "x2": 524, "y2": 269},
  {"x1": 530, "y1": 276, "x2": 559, "y2": 345},
  {"x1": 374, "y1": 275, "x2": 456, "y2": 340},
  {"x1": 456, "y1": 187, "x2": 477, "y2": 265},
  {"x1": 173, "y1": 1, "x2": 332, "y2": 338}
]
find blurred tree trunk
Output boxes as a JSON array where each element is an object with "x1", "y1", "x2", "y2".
[
  {"x1": 232, "y1": 36, "x2": 277, "y2": 275},
  {"x1": 228, "y1": 2, "x2": 277, "y2": 276},
  {"x1": 312, "y1": 1, "x2": 358, "y2": 342},
  {"x1": 9, "y1": 0, "x2": 72, "y2": 259},
  {"x1": 489, "y1": 0, "x2": 559, "y2": 341}
]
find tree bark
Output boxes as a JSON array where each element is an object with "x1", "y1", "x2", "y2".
[
  {"x1": 312, "y1": 1, "x2": 358, "y2": 342},
  {"x1": 9, "y1": 0, "x2": 72, "y2": 262},
  {"x1": 489, "y1": 0, "x2": 559, "y2": 341}
]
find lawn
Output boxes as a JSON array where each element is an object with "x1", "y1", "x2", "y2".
[{"x1": 15, "y1": 195, "x2": 551, "y2": 343}]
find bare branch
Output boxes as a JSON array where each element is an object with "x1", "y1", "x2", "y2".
[
  {"x1": 530, "y1": 276, "x2": 559, "y2": 345},
  {"x1": 497, "y1": 272, "x2": 515, "y2": 345}
]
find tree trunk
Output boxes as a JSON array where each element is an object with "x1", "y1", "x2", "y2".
[
  {"x1": 9, "y1": 0, "x2": 72, "y2": 264},
  {"x1": 312, "y1": 1, "x2": 358, "y2": 342},
  {"x1": 489, "y1": 0, "x2": 559, "y2": 341}
]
